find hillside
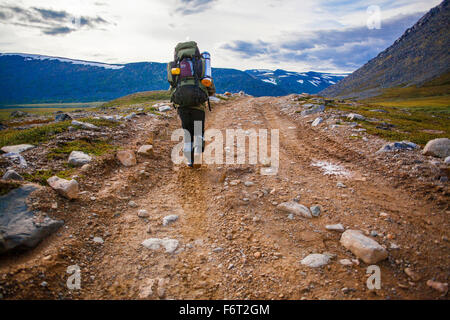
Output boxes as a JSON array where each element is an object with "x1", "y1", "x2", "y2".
[
  {"x1": 321, "y1": 0, "x2": 450, "y2": 99},
  {"x1": 0, "y1": 54, "x2": 345, "y2": 105}
]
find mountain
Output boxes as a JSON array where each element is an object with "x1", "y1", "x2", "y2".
[
  {"x1": 0, "y1": 53, "x2": 345, "y2": 105},
  {"x1": 321, "y1": 0, "x2": 450, "y2": 99},
  {"x1": 245, "y1": 69, "x2": 347, "y2": 94}
]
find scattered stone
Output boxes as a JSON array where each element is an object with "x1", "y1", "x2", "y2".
[
  {"x1": 2, "y1": 170, "x2": 24, "y2": 181},
  {"x1": 117, "y1": 150, "x2": 137, "y2": 167},
  {"x1": 81, "y1": 164, "x2": 91, "y2": 172},
  {"x1": 326, "y1": 224, "x2": 345, "y2": 232},
  {"x1": 128, "y1": 201, "x2": 138, "y2": 208},
  {"x1": 0, "y1": 184, "x2": 63, "y2": 254},
  {"x1": 445, "y1": 156, "x2": 450, "y2": 164},
  {"x1": 71, "y1": 120, "x2": 100, "y2": 131},
  {"x1": 301, "y1": 104, "x2": 325, "y2": 116},
  {"x1": 159, "y1": 105, "x2": 171, "y2": 112},
  {"x1": 404, "y1": 268, "x2": 421, "y2": 281},
  {"x1": 138, "y1": 209, "x2": 149, "y2": 218},
  {"x1": 93, "y1": 237, "x2": 104, "y2": 244},
  {"x1": 347, "y1": 113, "x2": 365, "y2": 121},
  {"x1": 163, "y1": 215, "x2": 179, "y2": 226},
  {"x1": 229, "y1": 180, "x2": 241, "y2": 186},
  {"x1": 137, "y1": 145, "x2": 154, "y2": 157},
  {"x1": 301, "y1": 253, "x2": 330, "y2": 268},
  {"x1": 254, "y1": 252, "x2": 261, "y2": 259},
  {"x1": 277, "y1": 201, "x2": 312, "y2": 218},
  {"x1": 422, "y1": 138, "x2": 450, "y2": 158},
  {"x1": 40, "y1": 281, "x2": 48, "y2": 287},
  {"x1": 310, "y1": 205, "x2": 321, "y2": 217},
  {"x1": 47, "y1": 176, "x2": 79, "y2": 199},
  {"x1": 339, "y1": 259, "x2": 353, "y2": 266},
  {"x1": 340, "y1": 230, "x2": 388, "y2": 264},
  {"x1": 244, "y1": 181, "x2": 254, "y2": 187},
  {"x1": 125, "y1": 113, "x2": 137, "y2": 120},
  {"x1": 377, "y1": 141, "x2": 418, "y2": 153},
  {"x1": 336, "y1": 182, "x2": 347, "y2": 188},
  {"x1": 55, "y1": 113, "x2": 72, "y2": 122},
  {"x1": 426, "y1": 280, "x2": 448, "y2": 295},
  {"x1": 1, "y1": 144, "x2": 34, "y2": 154},
  {"x1": 141, "y1": 238, "x2": 179, "y2": 253},
  {"x1": 68, "y1": 151, "x2": 92, "y2": 167},
  {"x1": 311, "y1": 117, "x2": 323, "y2": 127}
]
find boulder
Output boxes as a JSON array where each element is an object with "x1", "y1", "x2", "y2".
[
  {"x1": 117, "y1": 150, "x2": 137, "y2": 166},
  {"x1": 377, "y1": 141, "x2": 418, "y2": 153},
  {"x1": 162, "y1": 215, "x2": 179, "y2": 226},
  {"x1": 340, "y1": 230, "x2": 388, "y2": 264},
  {"x1": 422, "y1": 138, "x2": 450, "y2": 158},
  {"x1": 0, "y1": 184, "x2": 63, "y2": 254},
  {"x1": 71, "y1": 120, "x2": 100, "y2": 131},
  {"x1": 47, "y1": 176, "x2": 79, "y2": 199},
  {"x1": 347, "y1": 113, "x2": 366, "y2": 121},
  {"x1": 137, "y1": 145, "x2": 154, "y2": 156},
  {"x1": 2, "y1": 170, "x2": 24, "y2": 181},
  {"x1": 55, "y1": 113, "x2": 72, "y2": 122},
  {"x1": 1, "y1": 144, "x2": 34, "y2": 154},
  {"x1": 300, "y1": 105, "x2": 325, "y2": 116},
  {"x1": 277, "y1": 201, "x2": 312, "y2": 218},
  {"x1": 68, "y1": 151, "x2": 92, "y2": 167}
]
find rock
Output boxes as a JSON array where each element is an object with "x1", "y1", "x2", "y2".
[
  {"x1": 300, "y1": 254, "x2": 330, "y2": 268},
  {"x1": 300, "y1": 105, "x2": 325, "y2": 116},
  {"x1": 370, "y1": 109, "x2": 388, "y2": 113},
  {"x1": 10, "y1": 110, "x2": 28, "y2": 118},
  {"x1": 125, "y1": 113, "x2": 137, "y2": 120},
  {"x1": 254, "y1": 252, "x2": 261, "y2": 259},
  {"x1": 2, "y1": 152, "x2": 28, "y2": 168},
  {"x1": 0, "y1": 122, "x2": 7, "y2": 131},
  {"x1": 47, "y1": 176, "x2": 79, "y2": 199},
  {"x1": 81, "y1": 164, "x2": 91, "y2": 172},
  {"x1": 93, "y1": 237, "x2": 104, "y2": 244},
  {"x1": 137, "y1": 145, "x2": 154, "y2": 156},
  {"x1": 377, "y1": 141, "x2": 418, "y2": 153},
  {"x1": 340, "y1": 230, "x2": 388, "y2": 264},
  {"x1": 347, "y1": 113, "x2": 365, "y2": 121},
  {"x1": 55, "y1": 113, "x2": 72, "y2": 122},
  {"x1": 229, "y1": 180, "x2": 241, "y2": 186},
  {"x1": 326, "y1": 224, "x2": 345, "y2": 232},
  {"x1": 0, "y1": 184, "x2": 63, "y2": 254},
  {"x1": 209, "y1": 96, "x2": 220, "y2": 102},
  {"x1": 71, "y1": 120, "x2": 100, "y2": 131},
  {"x1": 244, "y1": 181, "x2": 254, "y2": 187},
  {"x1": 336, "y1": 182, "x2": 347, "y2": 188},
  {"x1": 277, "y1": 202, "x2": 312, "y2": 218},
  {"x1": 426, "y1": 280, "x2": 448, "y2": 294},
  {"x1": 2, "y1": 170, "x2": 24, "y2": 181},
  {"x1": 445, "y1": 156, "x2": 450, "y2": 164},
  {"x1": 128, "y1": 201, "x2": 138, "y2": 208},
  {"x1": 163, "y1": 215, "x2": 179, "y2": 226},
  {"x1": 311, "y1": 117, "x2": 323, "y2": 127},
  {"x1": 117, "y1": 150, "x2": 137, "y2": 167},
  {"x1": 339, "y1": 259, "x2": 353, "y2": 266},
  {"x1": 141, "y1": 238, "x2": 179, "y2": 254},
  {"x1": 158, "y1": 105, "x2": 171, "y2": 112},
  {"x1": 1, "y1": 144, "x2": 34, "y2": 154},
  {"x1": 422, "y1": 138, "x2": 450, "y2": 158},
  {"x1": 68, "y1": 151, "x2": 92, "y2": 167},
  {"x1": 310, "y1": 205, "x2": 321, "y2": 217},
  {"x1": 404, "y1": 268, "x2": 421, "y2": 281},
  {"x1": 138, "y1": 209, "x2": 149, "y2": 218}
]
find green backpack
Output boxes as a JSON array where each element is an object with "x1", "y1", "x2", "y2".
[{"x1": 167, "y1": 41, "x2": 209, "y2": 108}]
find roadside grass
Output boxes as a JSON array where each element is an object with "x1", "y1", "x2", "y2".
[
  {"x1": 0, "y1": 106, "x2": 98, "y2": 121},
  {"x1": 0, "y1": 121, "x2": 71, "y2": 148},
  {"x1": 47, "y1": 139, "x2": 116, "y2": 160},
  {"x1": 101, "y1": 90, "x2": 171, "y2": 108},
  {"x1": 21, "y1": 168, "x2": 77, "y2": 185},
  {"x1": 78, "y1": 117, "x2": 120, "y2": 128},
  {"x1": 327, "y1": 99, "x2": 450, "y2": 146}
]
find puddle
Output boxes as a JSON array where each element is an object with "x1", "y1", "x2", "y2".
[{"x1": 311, "y1": 160, "x2": 352, "y2": 177}]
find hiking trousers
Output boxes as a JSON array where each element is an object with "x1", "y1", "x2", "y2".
[{"x1": 177, "y1": 107, "x2": 205, "y2": 164}]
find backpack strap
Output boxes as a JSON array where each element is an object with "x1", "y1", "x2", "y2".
[{"x1": 207, "y1": 97, "x2": 211, "y2": 112}]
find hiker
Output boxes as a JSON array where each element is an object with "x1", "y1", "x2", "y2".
[{"x1": 167, "y1": 41, "x2": 216, "y2": 167}]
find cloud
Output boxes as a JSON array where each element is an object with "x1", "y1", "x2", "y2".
[
  {"x1": 221, "y1": 11, "x2": 425, "y2": 71},
  {"x1": 0, "y1": 5, "x2": 109, "y2": 36},
  {"x1": 175, "y1": 0, "x2": 217, "y2": 15}
]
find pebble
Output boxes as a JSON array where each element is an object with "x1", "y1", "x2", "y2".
[
  {"x1": 138, "y1": 209, "x2": 149, "y2": 218},
  {"x1": 339, "y1": 259, "x2": 353, "y2": 266},
  {"x1": 336, "y1": 182, "x2": 347, "y2": 188},
  {"x1": 162, "y1": 215, "x2": 179, "y2": 226},
  {"x1": 325, "y1": 224, "x2": 345, "y2": 232},
  {"x1": 93, "y1": 237, "x2": 104, "y2": 244},
  {"x1": 310, "y1": 205, "x2": 321, "y2": 217},
  {"x1": 128, "y1": 201, "x2": 138, "y2": 208},
  {"x1": 300, "y1": 254, "x2": 330, "y2": 268}
]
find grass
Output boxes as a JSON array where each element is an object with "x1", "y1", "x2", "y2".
[
  {"x1": 21, "y1": 168, "x2": 77, "y2": 185},
  {"x1": 47, "y1": 139, "x2": 116, "y2": 159},
  {"x1": 78, "y1": 117, "x2": 120, "y2": 128},
  {"x1": 0, "y1": 181, "x2": 20, "y2": 196},
  {"x1": 0, "y1": 121, "x2": 71, "y2": 148},
  {"x1": 101, "y1": 90, "x2": 171, "y2": 109}
]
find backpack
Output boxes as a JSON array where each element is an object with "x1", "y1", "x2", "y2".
[{"x1": 167, "y1": 41, "x2": 209, "y2": 108}]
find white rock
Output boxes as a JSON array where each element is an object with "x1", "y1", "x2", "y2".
[
  {"x1": 141, "y1": 238, "x2": 179, "y2": 253},
  {"x1": 138, "y1": 209, "x2": 149, "y2": 218},
  {"x1": 47, "y1": 176, "x2": 79, "y2": 199},
  {"x1": 340, "y1": 230, "x2": 388, "y2": 264},
  {"x1": 339, "y1": 259, "x2": 353, "y2": 266},
  {"x1": 244, "y1": 181, "x2": 254, "y2": 187},
  {"x1": 158, "y1": 105, "x2": 171, "y2": 112},
  {"x1": 277, "y1": 201, "x2": 312, "y2": 218},
  {"x1": 93, "y1": 237, "x2": 104, "y2": 244},
  {"x1": 71, "y1": 120, "x2": 100, "y2": 131},
  {"x1": 326, "y1": 224, "x2": 345, "y2": 232},
  {"x1": 163, "y1": 215, "x2": 179, "y2": 226},
  {"x1": 68, "y1": 151, "x2": 92, "y2": 167},
  {"x1": 301, "y1": 254, "x2": 330, "y2": 268},
  {"x1": 1, "y1": 144, "x2": 34, "y2": 153},
  {"x1": 347, "y1": 113, "x2": 365, "y2": 121},
  {"x1": 423, "y1": 138, "x2": 450, "y2": 158},
  {"x1": 311, "y1": 117, "x2": 323, "y2": 127},
  {"x1": 137, "y1": 145, "x2": 154, "y2": 156},
  {"x1": 117, "y1": 150, "x2": 136, "y2": 166},
  {"x1": 445, "y1": 156, "x2": 450, "y2": 164}
]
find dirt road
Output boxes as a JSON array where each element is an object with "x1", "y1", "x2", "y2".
[{"x1": 1, "y1": 96, "x2": 448, "y2": 300}]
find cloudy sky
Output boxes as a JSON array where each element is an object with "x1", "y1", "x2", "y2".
[{"x1": 0, "y1": 0, "x2": 442, "y2": 73}]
